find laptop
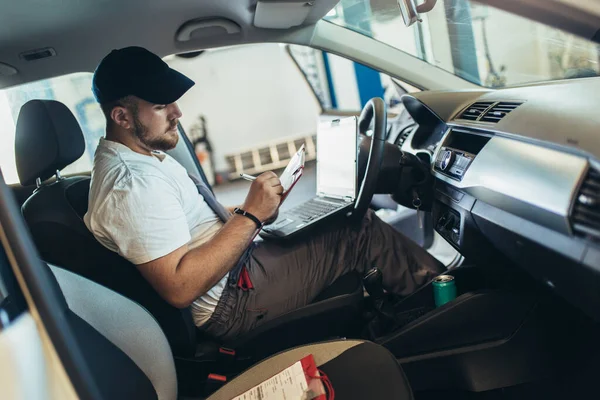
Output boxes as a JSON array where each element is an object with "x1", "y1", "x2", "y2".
[{"x1": 260, "y1": 116, "x2": 358, "y2": 239}]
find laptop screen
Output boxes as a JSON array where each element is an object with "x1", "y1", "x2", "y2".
[{"x1": 316, "y1": 116, "x2": 358, "y2": 200}]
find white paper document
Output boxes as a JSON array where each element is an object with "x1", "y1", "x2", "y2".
[
  {"x1": 279, "y1": 144, "x2": 305, "y2": 194},
  {"x1": 232, "y1": 360, "x2": 308, "y2": 400}
]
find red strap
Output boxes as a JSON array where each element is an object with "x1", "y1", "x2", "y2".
[
  {"x1": 207, "y1": 373, "x2": 227, "y2": 382},
  {"x1": 236, "y1": 265, "x2": 245, "y2": 289},
  {"x1": 301, "y1": 354, "x2": 319, "y2": 378},
  {"x1": 236, "y1": 264, "x2": 254, "y2": 290},
  {"x1": 219, "y1": 347, "x2": 236, "y2": 356},
  {"x1": 242, "y1": 266, "x2": 254, "y2": 289}
]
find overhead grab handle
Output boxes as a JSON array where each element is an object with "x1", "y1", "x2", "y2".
[{"x1": 176, "y1": 18, "x2": 241, "y2": 42}]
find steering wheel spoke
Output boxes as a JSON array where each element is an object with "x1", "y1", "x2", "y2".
[{"x1": 352, "y1": 97, "x2": 387, "y2": 220}]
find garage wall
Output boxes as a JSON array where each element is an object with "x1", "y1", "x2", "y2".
[
  {"x1": 0, "y1": 43, "x2": 379, "y2": 183},
  {"x1": 166, "y1": 44, "x2": 321, "y2": 172}
]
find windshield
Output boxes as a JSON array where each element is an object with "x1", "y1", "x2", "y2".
[{"x1": 324, "y1": 0, "x2": 600, "y2": 88}]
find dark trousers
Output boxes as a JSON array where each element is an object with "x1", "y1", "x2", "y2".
[{"x1": 201, "y1": 210, "x2": 445, "y2": 340}]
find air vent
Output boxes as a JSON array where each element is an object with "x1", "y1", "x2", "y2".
[
  {"x1": 480, "y1": 102, "x2": 523, "y2": 123},
  {"x1": 457, "y1": 102, "x2": 494, "y2": 121},
  {"x1": 571, "y1": 167, "x2": 600, "y2": 243}
]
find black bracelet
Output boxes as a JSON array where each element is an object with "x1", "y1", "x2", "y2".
[{"x1": 233, "y1": 208, "x2": 263, "y2": 230}]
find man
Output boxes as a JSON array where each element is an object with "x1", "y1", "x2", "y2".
[{"x1": 85, "y1": 46, "x2": 444, "y2": 340}]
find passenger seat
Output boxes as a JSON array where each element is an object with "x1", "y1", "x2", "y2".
[{"x1": 52, "y1": 265, "x2": 414, "y2": 399}]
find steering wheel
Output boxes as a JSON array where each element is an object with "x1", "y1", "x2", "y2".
[{"x1": 352, "y1": 97, "x2": 387, "y2": 219}]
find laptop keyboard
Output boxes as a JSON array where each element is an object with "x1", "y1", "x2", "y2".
[{"x1": 289, "y1": 198, "x2": 345, "y2": 222}]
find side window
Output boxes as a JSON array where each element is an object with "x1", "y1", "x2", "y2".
[{"x1": 0, "y1": 73, "x2": 105, "y2": 185}]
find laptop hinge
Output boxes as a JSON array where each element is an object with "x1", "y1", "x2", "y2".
[{"x1": 318, "y1": 192, "x2": 354, "y2": 202}]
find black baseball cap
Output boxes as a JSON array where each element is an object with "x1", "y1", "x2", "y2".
[{"x1": 92, "y1": 46, "x2": 195, "y2": 104}]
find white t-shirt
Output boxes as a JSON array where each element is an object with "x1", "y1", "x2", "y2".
[{"x1": 84, "y1": 138, "x2": 227, "y2": 326}]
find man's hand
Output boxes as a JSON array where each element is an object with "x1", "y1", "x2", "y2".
[
  {"x1": 242, "y1": 171, "x2": 283, "y2": 223},
  {"x1": 264, "y1": 210, "x2": 279, "y2": 225}
]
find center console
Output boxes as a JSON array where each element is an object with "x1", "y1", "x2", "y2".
[
  {"x1": 373, "y1": 127, "x2": 578, "y2": 392},
  {"x1": 431, "y1": 179, "x2": 479, "y2": 253},
  {"x1": 435, "y1": 207, "x2": 461, "y2": 246},
  {"x1": 433, "y1": 128, "x2": 490, "y2": 180},
  {"x1": 430, "y1": 128, "x2": 494, "y2": 257},
  {"x1": 375, "y1": 126, "x2": 599, "y2": 394}
]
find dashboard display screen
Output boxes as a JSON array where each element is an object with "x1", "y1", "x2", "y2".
[{"x1": 444, "y1": 130, "x2": 491, "y2": 155}]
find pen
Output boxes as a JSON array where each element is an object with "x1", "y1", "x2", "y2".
[{"x1": 240, "y1": 173, "x2": 257, "y2": 181}]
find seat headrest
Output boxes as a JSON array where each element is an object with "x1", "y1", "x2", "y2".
[{"x1": 15, "y1": 99, "x2": 85, "y2": 186}]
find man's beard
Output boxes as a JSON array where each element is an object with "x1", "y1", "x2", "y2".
[{"x1": 131, "y1": 112, "x2": 179, "y2": 152}]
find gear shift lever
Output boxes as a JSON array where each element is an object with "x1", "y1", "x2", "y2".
[
  {"x1": 363, "y1": 267, "x2": 385, "y2": 303},
  {"x1": 363, "y1": 267, "x2": 396, "y2": 316},
  {"x1": 363, "y1": 267, "x2": 398, "y2": 337}
]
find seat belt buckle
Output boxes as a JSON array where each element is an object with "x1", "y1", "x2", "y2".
[
  {"x1": 219, "y1": 347, "x2": 236, "y2": 357},
  {"x1": 217, "y1": 347, "x2": 237, "y2": 372},
  {"x1": 207, "y1": 373, "x2": 227, "y2": 382}
]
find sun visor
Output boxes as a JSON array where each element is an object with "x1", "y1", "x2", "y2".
[{"x1": 254, "y1": 1, "x2": 315, "y2": 29}]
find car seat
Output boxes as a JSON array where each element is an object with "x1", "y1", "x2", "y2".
[{"x1": 14, "y1": 99, "x2": 365, "y2": 365}]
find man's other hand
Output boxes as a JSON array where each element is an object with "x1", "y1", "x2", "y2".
[{"x1": 242, "y1": 171, "x2": 283, "y2": 222}]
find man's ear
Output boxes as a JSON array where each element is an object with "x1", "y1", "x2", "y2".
[{"x1": 110, "y1": 106, "x2": 132, "y2": 130}]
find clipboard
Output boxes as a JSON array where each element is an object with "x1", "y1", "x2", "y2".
[
  {"x1": 231, "y1": 354, "x2": 328, "y2": 400},
  {"x1": 279, "y1": 144, "x2": 305, "y2": 205}
]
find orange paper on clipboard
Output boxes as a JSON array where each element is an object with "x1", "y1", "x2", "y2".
[{"x1": 231, "y1": 354, "x2": 327, "y2": 400}]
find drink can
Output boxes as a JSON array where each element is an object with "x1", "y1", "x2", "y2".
[{"x1": 432, "y1": 275, "x2": 457, "y2": 307}]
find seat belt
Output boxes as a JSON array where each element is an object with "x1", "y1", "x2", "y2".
[
  {"x1": 188, "y1": 174, "x2": 232, "y2": 222},
  {"x1": 188, "y1": 174, "x2": 254, "y2": 290}
]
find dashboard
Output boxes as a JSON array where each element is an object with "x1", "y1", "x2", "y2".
[{"x1": 395, "y1": 77, "x2": 600, "y2": 322}]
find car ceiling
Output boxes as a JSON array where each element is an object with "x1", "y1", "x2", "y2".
[
  {"x1": 0, "y1": 0, "x2": 338, "y2": 89},
  {"x1": 3, "y1": 0, "x2": 600, "y2": 91}
]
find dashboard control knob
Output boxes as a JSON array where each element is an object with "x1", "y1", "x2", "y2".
[
  {"x1": 440, "y1": 150, "x2": 455, "y2": 171},
  {"x1": 437, "y1": 214, "x2": 447, "y2": 228}
]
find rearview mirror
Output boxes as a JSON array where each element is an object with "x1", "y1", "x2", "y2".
[{"x1": 398, "y1": 0, "x2": 438, "y2": 27}]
